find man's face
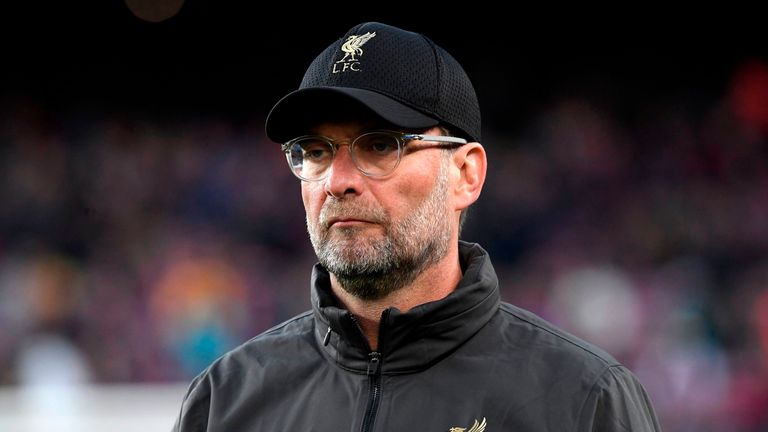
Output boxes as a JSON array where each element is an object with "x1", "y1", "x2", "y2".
[{"x1": 302, "y1": 121, "x2": 456, "y2": 300}]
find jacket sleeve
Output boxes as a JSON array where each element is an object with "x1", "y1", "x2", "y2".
[
  {"x1": 172, "y1": 371, "x2": 212, "y2": 432},
  {"x1": 576, "y1": 365, "x2": 662, "y2": 432}
]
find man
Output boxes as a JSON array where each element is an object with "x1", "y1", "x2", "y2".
[{"x1": 173, "y1": 22, "x2": 661, "y2": 431}]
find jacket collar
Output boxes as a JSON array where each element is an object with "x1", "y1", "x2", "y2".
[{"x1": 310, "y1": 241, "x2": 500, "y2": 374}]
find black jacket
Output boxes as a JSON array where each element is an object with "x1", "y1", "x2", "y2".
[{"x1": 174, "y1": 241, "x2": 661, "y2": 431}]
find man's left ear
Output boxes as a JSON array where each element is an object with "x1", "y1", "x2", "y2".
[{"x1": 451, "y1": 142, "x2": 487, "y2": 211}]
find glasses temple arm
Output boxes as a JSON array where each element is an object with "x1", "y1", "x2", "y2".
[{"x1": 404, "y1": 134, "x2": 467, "y2": 144}]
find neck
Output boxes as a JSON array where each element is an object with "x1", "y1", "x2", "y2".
[{"x1": 329, "y1": 245, "x2": 462, "y2": 351}]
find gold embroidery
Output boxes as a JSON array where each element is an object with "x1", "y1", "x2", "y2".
[
  {"x1": 336, "y1": 32, "x2": 376, "y2": 63},
  {"x1": 449, "y1": 417, "x2": 487, "y2": 432}
]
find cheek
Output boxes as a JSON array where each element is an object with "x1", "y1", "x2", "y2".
[
  {"x1": 301, "y1": 184, "x2": 322, "y2": 218},
  {"x1": 389, "y1": 161, "x2": 441, "y2": 212}
]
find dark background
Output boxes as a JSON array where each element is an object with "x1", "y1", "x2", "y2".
[{"x1": 3, "y1": 3, "x2": 762, "y2": 131}]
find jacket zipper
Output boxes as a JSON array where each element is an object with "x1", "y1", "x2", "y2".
[{"x1": 360, "y1": 351, "x2": 382, "y2": 432}]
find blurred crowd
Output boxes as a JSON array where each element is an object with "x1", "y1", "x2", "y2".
[{"x1": 1, "y1": 60, "x2": 768, "y2": 432}]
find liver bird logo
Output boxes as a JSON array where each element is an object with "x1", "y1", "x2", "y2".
[
  {"x1": 449, "y1": 417, "x2": 487, "y2": 432},
  {"x1": 335, "y1": 32, "x2": 376, "y2": 63}
]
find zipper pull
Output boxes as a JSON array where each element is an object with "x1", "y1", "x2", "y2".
[
  {"x1": 367, "y1": 352, "x2": 381, "y2": 376},
  {"x1": 323, "y1": 325, "x2": 332, "y2": 346}
]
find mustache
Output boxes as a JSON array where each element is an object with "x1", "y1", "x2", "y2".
[{"x1": 319, "y1": 199, "x2": 389, "y2": 228}]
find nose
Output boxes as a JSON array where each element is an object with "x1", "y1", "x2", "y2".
[{"x1": 324, "y1": 144, "x2": 363, "y2": 198}]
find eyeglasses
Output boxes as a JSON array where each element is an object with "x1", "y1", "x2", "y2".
[{"x1": 281, "y1": 129, "x2": 468, "y2": 182}]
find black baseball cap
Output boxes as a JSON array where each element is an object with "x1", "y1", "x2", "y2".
[{"x1": 265, "y1": 22, "x2": 481, "y2": 143}]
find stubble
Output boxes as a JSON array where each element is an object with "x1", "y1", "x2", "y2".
[{"x1": 306, "y1": 157, "x2": 453, "y2": 300}]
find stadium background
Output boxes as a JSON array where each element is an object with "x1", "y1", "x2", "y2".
[{"x1": 1, "y1": 2, "x2": 767, "y2": 430}]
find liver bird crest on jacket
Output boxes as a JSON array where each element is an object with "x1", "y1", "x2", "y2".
[
  {"x1": 335, "y1": 32, "x2": 376, "y2": 63},
  {"x1": 449, "y1": 417, "x2": 487, "y2": 432}
]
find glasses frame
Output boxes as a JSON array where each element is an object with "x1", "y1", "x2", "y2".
[{"x1": 281, "y1": 129, "x2": 468, "y2": 182}]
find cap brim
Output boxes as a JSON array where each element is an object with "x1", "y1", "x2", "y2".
[{"x1": 265, "y1": 87, "x2": 439, "y2": 143}]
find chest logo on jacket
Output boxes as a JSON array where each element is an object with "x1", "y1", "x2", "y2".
[{"x1": 449, "y1": 417, "x2": 487, "y2": 432}]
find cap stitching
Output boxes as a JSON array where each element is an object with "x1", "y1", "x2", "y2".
[{"x1": 420, "y1": 34, "x2": 441, "y2": 113}]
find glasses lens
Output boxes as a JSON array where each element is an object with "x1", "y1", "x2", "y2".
[
  {"x1": 286, "y1": 138, "x2": 333, "y2": 181},
  {"x1": 352, "y1": 132, "x2": 401, "y2": 176}
]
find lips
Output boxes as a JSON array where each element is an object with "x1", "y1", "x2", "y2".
[
  {"x1": 319, "y1": 201, "x2": 387, "y2": 229},
  {"x1": 327, "y1": 217, "x2": 372, "y2": 227}
]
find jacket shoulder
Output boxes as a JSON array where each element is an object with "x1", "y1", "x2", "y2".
[
  {"x1": 498, "y1": 302, "x2": 621, "y2": 368},
  {"x1": 209, "y1": 310, "x2": 317, "y2": 377},
  {"x1": 173, "y1": 311, "x2": 317, "y2": 431},
  {"x1": 494, "y1": 303, "x2": 661, "y2": 429}
]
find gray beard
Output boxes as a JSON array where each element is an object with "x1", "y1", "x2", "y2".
[{"x1": 307, "y1": 158, "x2": 453, "y2": 301}]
